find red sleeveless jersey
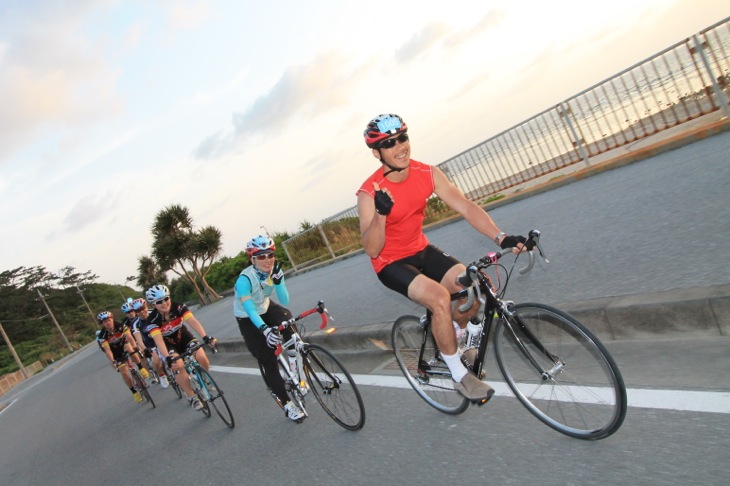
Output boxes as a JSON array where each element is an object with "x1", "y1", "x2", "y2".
[{"x1": 357, "y1": 160, "x2": 434, "y2": 273}]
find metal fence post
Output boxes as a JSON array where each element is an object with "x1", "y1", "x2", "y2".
[
  {"x1": 692, "y1": 34, "x2": 730, "y2": 119},
  {"x1": 318, "y1": 224, "x2": 335, "y2": 260},
  {"x1": 282, "y1": 240, "x2": 299, "y2": 273},
  {"x1": 557, "y1": 102, "x2": 591, "y2": 167}
]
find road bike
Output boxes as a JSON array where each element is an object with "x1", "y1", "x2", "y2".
[
  {"x1": 120, "y1": 353, "x2": 155, "y2": 409},
  {"x1": 259, "y1": 301, "x2": 365, "y2": 431},
  {"x1": 173, "y1": 340, "x2": 235, "y2": 428},
  {"x1": 391, "y1": 230, "x2": 627, "y2": 440},
  {"x1": 153, "y1": 348, "x2": 183, "y2": 399}
]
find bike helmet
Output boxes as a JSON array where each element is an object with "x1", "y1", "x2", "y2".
[
  {"x1": 131, "y1": 297, "x2": 147, "y2": 311},
  {"x1": 246, "y1": 235, "x2": 275, "y2": 257},
  {"x1": 363, "y1": 113, "x2": 407, "y2": 148},
  {"x1": 97, "y1": 311, "x2": 113, "y2": 323},
  {"x1": 145, "y1": 284, "x2": 170, "y2": 303},
  {"x1": 121, "y1": 298, "x2": 134, "y2": 313}
]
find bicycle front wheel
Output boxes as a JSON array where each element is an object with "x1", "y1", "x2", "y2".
[
  {"x1": 168, "y1": 369, "x2": 183, "y2": 399},
  {"x1": 303, "y1": 344, "x2": 365, "y2": 431},
  {"x1": 197, "y1": 367, "x2": 235, "y2": 429},
  {"x1": 189, "y1": 369, "x2": 211, "y2": 417},
  {"x1": 391, "y1": 315, "x2": 468, "y2": 415},
  {"x1": 494, "y1": 303, "x2": 627, "y2": 440}
]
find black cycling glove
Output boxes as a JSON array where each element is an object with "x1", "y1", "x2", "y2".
[
  {"x1": 374, "y1": 189, "x2": 393, "y2": 215},
  {"x1": 271, "y1": 261, "x2": 284, "y2": 285},
  {"x1": 500, "y1": 234, "x2": 535, "y2": 250}
]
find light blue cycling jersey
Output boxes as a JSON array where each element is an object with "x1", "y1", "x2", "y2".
[{"x1": 233, "y1": 265, "x2": 290, "y2": 329}]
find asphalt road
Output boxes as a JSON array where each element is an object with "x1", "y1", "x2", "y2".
[
  {"x1": 2, "y1": 125, "x2": 729, "y2": 486},
  {"x1": 1, "y1": 341, "x2": 728, "y2": 486}
]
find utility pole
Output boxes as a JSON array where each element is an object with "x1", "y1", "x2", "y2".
[
  {"x1": 36, "y1": 288, "x2": 74, "y2": 352},
  {"x1": 75, "y1": 284, "x2": 97, "y2": 323},
  {"x1": 0, "y1": 322, "x2": 30, "y2": 378}
]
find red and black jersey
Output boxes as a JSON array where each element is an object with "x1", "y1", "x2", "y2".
[
  {"x1": 146, "y1": 301, "x2": 193, "y2": 346},
  {"x1": 98, "y1": 321, "x2": 130, "y2": 351}
]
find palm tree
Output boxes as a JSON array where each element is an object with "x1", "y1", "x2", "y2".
[
  {"x1": 137, "y1": 256, "x2": 168, "y2": 291},
  {"x1": 150, "y1": 204, "x2": 222, "y2": 305},
  {"x1": 194, "y1": 225, "x2": 223, "y2": 302}
]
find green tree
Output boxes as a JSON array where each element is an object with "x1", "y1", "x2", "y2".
[
  {"x1": 150, "y1": 204, "x2": 222, "y2": 305},
  {"x1": 136, "y1": 255, "x2": 168, "y2": 291}
]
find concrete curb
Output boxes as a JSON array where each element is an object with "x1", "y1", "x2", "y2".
[{"x1": 215, "y1": 283, "x2": 730, "y2": 356}]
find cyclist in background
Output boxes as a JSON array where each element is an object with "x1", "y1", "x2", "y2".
[
  {"x1": 130, "y1": 298, "x2": 169, "y2": 389},
  {"x1": 145, "y1": 284, "x2": 216, "y2": 411},
  {"x1": 233, "y1": 235, "x2": 304, "y2": 423},
  {"x1": 121, "y1": 298, "x2": 153, "y2": 382},
  {"x1": 97, "y1": 311, "x2": 145, "y2": 403},
  {"x1": 356, "y1": 113, "x2": 532, "y2": 403}
]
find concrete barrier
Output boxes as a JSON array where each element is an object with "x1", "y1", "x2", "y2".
[
  {"x1": 0, "y1": 361, "x2": 43, "y2": 396},
  {"x1": 215, "y1": 283, "x2": 730, "y2": 356}
]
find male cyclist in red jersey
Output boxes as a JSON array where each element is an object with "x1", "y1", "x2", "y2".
[{"x1": 356, "y1": 113, "x2": 532, "y2": 402}]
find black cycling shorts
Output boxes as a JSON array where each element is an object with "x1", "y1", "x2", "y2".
[{"x1": 377, "y1": 244, "x2": 460, "y2": 298}]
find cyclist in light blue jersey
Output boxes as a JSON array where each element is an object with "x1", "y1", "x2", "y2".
[{"x1": 233, "y1": 235, "x2": 304, "y2": 423}]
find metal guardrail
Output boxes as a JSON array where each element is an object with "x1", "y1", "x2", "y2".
[{"x1": 283, "y1": 17, "x2": 730, "y2": 272}]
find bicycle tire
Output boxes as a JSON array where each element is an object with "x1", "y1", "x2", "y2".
[
  {"x1": 494, "y1": 302, "x2": 627, "y2": 440},
  {"x1": 189, "y1": 368, "x2": 211, "y2": 417},
  {"x1": 197, "y1": 367, "x2": 235, "y2": 428},
  {"x1": 167, "y1": 369, "x2": 183, "y2": 399},
  {"x1": 130, "y1": 368, "x2": 155, "y2": 409},
  {"x1": 302, "y1": 343, "x2": 365, "y2": 431},
  {"x1": 391, "y1": 315, "x2": 469, "y2": 415}
]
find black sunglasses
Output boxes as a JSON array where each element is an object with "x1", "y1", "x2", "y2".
[
  {"x1": 154, "y1": 296, "x2": 170, "y2": 305},
  {"x1": 378, "y1": 132, "x2": 409, "y2": 149}
]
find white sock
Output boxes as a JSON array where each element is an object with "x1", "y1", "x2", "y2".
[{"x1": 442, "y1": 351, "x2": 468, "y2": 382}]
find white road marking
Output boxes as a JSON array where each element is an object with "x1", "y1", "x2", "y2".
[{"x1": 210, "y1": 365, "x2": 730, "y2": 414}]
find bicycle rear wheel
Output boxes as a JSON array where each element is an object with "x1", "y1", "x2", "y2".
[
  {"x1": 131, "y1": 368, "x2": 155, "y2": 409},
  {"x1": 391, "y1": 315, "x2": 468, "y2": 415},
  {"x1": 197, "y1": 367, "x2": 235, "y2": 428},
  {"x1": 494, "y1": 303, "x2": 627, "y2": 440},
  {"x1": 303, "y1": 343, "x2": 365, "y2": 431}
]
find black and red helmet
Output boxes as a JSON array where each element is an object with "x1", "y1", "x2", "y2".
[{"x1": 363, "y1": 114, "x2": 407, "y2": 148}]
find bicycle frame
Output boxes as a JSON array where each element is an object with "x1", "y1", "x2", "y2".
[
  {"x1": 273, "y1": 302, "x2": 332, "y2": 397},
  {"x1": 450, "y1": 244, "x2": 564, "y2": 382}
]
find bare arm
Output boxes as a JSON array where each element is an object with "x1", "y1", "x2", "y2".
[
  {"x1": 150, "y1": 331, "x2": 170, "y2": 358},
  {"x1": 432, "y1": 167, "x2": 505, "y2": 245},
  {"x1": 357, "y1": 186, "x2": 388, "y2": 258},
  {"x1": 183, "y1": 313, "x2": 208, "y2": 339},
  {"x1": 101, "y1": 343, "x2": 115, "y2": 366}
]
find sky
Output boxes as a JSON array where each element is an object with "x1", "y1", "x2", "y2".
[{"x1": 0, "y1": 0, "x2": 727, "y2": 286}]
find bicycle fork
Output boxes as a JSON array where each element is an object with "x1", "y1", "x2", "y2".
[
  {"x1": 277, "y1": 353, "x2": 309, "y2": 417},
  {"x1": 188, "y1": 366, "x2": 211, "y2": 401},
  {"x1": 499, "y1": 307, "x2": 564, "y2": 381}
]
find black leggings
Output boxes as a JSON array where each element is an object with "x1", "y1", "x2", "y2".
[{"x1": 236, "y1": 302, "x2": 293, "y2": 404}]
